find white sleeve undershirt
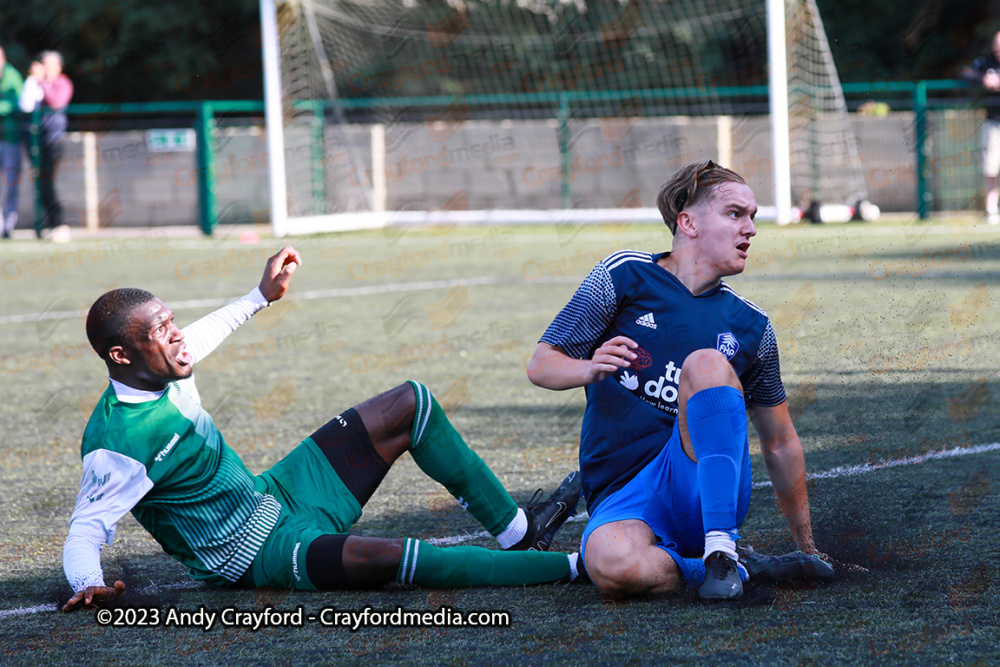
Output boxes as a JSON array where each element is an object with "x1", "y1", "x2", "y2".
[
  {"x1": 19, "y1": 76, "x2": 43, "y2": 113},
  {"x1": 182, "y1": 287, "x2": 270, "y2": 364},
  {"x1": 64, "y1": 450, "x2": 153, "y2": 592},
  {"x1": 64, "y1": 287, "x2": 270, "y2": 592}
]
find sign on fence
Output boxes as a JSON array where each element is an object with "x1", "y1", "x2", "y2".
[{"x1": 147, "y1": 129, "x2": 196, "y2": 152}]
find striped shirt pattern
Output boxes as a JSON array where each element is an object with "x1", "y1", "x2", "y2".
[
  {"x1": 139, "y1": 445, "x2": 281, "y2": 583},
  {"x1": 83, "y1": 377, "x2": 282, "y2": 585},
  {"x1": 541, "y1": 251, "x2": 785, "y2": 406}
]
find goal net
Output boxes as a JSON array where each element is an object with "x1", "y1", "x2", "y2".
[{"x1": 262, "y1": 0, "x2": 867, "y2": 236}]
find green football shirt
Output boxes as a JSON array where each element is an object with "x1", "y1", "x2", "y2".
[
  {"x1": 81, "y1": 377, "x2": 281, "y2": 587},
  {"x1": 64, "y1": 288, "x2": 277, "y2": 590}
]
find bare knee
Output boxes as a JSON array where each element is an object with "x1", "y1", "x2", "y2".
[
  {"x1": 585, "y1": 528, "x2": 680, "y2": 597},
  {"x1": 679, "y1": 349, "x2": 741, "y2": 395},
  {"x1": 353, "y1": 383, "x2": 417, "y2": 465},
  {"x1": 380, "y1": 383, "x2": 417, "y2": 435},
  {"x1": 341, "y1": 536, "x2": 405, "y2": 586},
  {"x1": 355, "y1": 383, "x2": 416, "y2": 439},
  {"x1": 587, "y1": 552, "x2": 652, "y2": 596}
]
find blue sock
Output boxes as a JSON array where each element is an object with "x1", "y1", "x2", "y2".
[
  {"x1": 669, "y1": 550, "x2": 706, "y2": 586},
  {"x1": 658, "y1": 546, "x2": 749, "y2": 587},
  {"x1": 686, "y1": 386, "x2": 748, "y2": 533}
]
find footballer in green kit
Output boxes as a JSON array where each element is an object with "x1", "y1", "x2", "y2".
[{"x1": 63, "y1": 247, "x2": 584, "y2": 610}]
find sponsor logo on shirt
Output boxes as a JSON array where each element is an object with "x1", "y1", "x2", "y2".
[
  {"x1": 632, "y1": 346, "x2": 653, "y2": 370},
  {"x1": 644, "y1": 360, "x2": 682, "y2": 403},
  {"x1": 636, "y1": 312, "x2": 657, "y2": 329},
  {"x1": 619, "y1": 371, "x2": 639, "y2": 390},
  {"x1": 293, "y1": 541, "x2": 302, "y2": 582},
  {"x1": 87, "y1": 470, "x2": 111, "y2": 503},
  {"x1": 155, "y1": 433, "x2": 181, "y2": 462},
  {"x1": 617, "y1": 358, "x2": 683, "y2": 415}
]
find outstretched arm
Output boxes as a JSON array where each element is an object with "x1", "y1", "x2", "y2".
[
  {"x1": 748, "y1": 401, "x2": 816, "y2": 553},
  {"x1": 182, "y1": 247, "x2": 302, "y2": 364},
  {"x1": 63, "y1": 449, "x2": 152, "y2": 611}
]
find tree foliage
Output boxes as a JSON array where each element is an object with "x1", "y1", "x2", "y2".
[
  {"x1": 815, "y1": 0, "x2": 1000, "y2": 82},
  {"x1": 0, "y1": 0, "x2": 997, "y2": 104},
  {"x1": 0, "y1": 0, "x2": 263, "y2": 103}
]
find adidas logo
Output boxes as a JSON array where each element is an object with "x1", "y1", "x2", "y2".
[{"x1": 636, "y1": 312, "x2": 657, "y2": 329}]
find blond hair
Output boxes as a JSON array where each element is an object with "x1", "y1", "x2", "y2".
[{"x1": 656, "y1": 160, "x2": 746, "y2": 234}]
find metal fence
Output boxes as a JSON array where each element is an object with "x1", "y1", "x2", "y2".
[{"x1": 4, "y1": 80, "x2": 982, "y2": 235}]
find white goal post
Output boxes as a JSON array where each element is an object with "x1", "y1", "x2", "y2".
[
  {"x1": 260, "y1": 0, "x2": 863, "y2": 237},
  {"x1": 766, "y1": 0, "x2": 793, "y2": 225}
]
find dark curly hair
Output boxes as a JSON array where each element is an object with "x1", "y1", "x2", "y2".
[{"x1": 86, "y1": 288, "x2": 156, "y2": 360}]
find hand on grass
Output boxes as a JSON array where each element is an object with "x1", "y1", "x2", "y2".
[
  {"x1": 63, "y1": 580, "x2": 125, "y2": 611},
  {"x1": 815, "y1": 552, "x2": 869, "y2": 575}
]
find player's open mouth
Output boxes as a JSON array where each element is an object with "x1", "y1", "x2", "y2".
[
  {"x1": 736, "y1": 242, "x2": 750, "y2": 258},
  {"x1": 177, "y1": 347, "x2": 192, "y2": 366}
]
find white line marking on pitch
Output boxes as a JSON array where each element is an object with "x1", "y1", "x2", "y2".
[
  {"x1": 0, "y1": 276, "x2": 580, "y2": 325},
  {"x1": 3, "y1": 441, "x2": 998, "y2": 618},
  {"x1": 397, "y1": 443, "x2": 1000, "y2": 544},
  {"x1": 0, "y1": 603, "x2": 59, "y2": 618},
  {"x1": 751, "y1": 442, "x2": 1000, "y2": 488}
]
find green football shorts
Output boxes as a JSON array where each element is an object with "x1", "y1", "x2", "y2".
[{"x1": 240, "y1": 437, "x2": 363, "y2": 590}]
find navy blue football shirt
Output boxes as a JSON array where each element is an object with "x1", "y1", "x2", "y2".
[{"x1": 540, "y1": 250, "x2": 787, "y2": 511}]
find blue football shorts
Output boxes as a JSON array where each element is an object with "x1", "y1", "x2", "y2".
[{"x1": 580, "y1": 418, "x2": 752, "y2": 562}]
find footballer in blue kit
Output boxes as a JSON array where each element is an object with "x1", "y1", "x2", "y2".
[{"x1": 529, "y1": 161, "x2": 834, "y2": 599}]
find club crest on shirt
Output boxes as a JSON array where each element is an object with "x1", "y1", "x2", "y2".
[
  {"x1": 716, "y1": 332, "x2": 739, "y2": 360},
  {"x1": 631, "y1": 346, "x2": 653, "y2": 370}
]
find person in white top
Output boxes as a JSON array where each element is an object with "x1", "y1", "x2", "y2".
[{"x1": 19, "y1": 51, "x2": 73, "y2": 240}]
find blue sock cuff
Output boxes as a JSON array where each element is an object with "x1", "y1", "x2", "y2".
[
  {"x1": 656, "y1": 544, "x2": 705, "y2": 588},
  {"x1": 686, "y1": 385, "x2": 744, "y2": 419}
]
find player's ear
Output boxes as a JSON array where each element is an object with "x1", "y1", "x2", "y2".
[
  {"x1": 107, "y1": 346, "x2": 132, "y2": 367},
  {"x1": 675, "y1": 210, "x2": 697, "y2": 238}
]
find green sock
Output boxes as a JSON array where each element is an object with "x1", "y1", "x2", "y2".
[
  {"x1": 407, "y1": 381, "x2": 517, "y2": 537},
  {"x1": 396, "y1": 538, "x2": 571, "y2": 587}
]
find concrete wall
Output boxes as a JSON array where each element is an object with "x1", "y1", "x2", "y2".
[{"x1": 1, "y1": 111, "x2": 981, "y2": 229}]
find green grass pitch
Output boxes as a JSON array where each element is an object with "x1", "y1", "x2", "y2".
[{"x1": 1, "y1": 216, "x2": 998, "y2": 664}]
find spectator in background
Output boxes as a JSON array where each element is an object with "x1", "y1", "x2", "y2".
[
  {"x1": 20, "y1": 50, "x2": 73, "y2": 241},
  {"x1": 0, "y1": 46, "x2": 23, "y2": 239},
  {"x1": 964, "y1": 30, "x2": 1000, "y2": 226}
]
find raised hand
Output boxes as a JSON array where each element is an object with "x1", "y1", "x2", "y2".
[{"x1": 258, "y1": 246, "x2": 302, "y2": 303}]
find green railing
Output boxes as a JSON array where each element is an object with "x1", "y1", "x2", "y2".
[
  {"x1": 63, "y1": 100, "x2": 266, "y2": 235},
  {"x1": 842, "y1": 79, "x2": 972, "y2": 219},
  {"x1": 40, "y1": 79, "x2": 975, "y2": 234}
]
